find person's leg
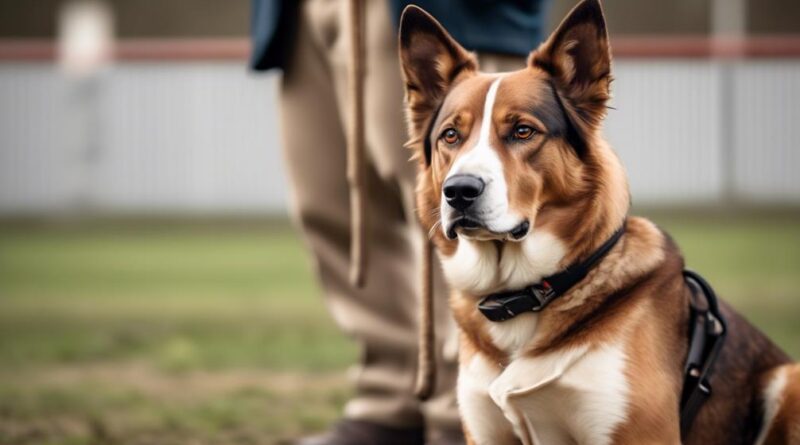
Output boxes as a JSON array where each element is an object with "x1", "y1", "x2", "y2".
[
  {"x1": 320, "y1": 0, "x2": 531, "y2": 437},
  {"x1": 321, "y1": 0, "x2": 534, "y2": 438},
  {"x1": 281, "y1": 0, "x2": 529, "y2": 439},
  {"x1": 320, "y1": 0, "x2": 464, "y2": 437},
  {"x1": 280, "y1": 0, "x2": 424, "y2": 432}
]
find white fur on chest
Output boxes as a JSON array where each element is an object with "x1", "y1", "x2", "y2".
[
  {"x1": 441, "y1": 230, "x2": 566, "y2": 296},
  {"x1": 460, "y1": 342, "x2": 630, "y2": 445},
  {"x1": 486, "y1": 313, "x2": 539, "y2": 360}
]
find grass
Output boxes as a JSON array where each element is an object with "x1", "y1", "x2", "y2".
[
  {"x1": 0, "y1": 214, "x2": 798, "y2": 444},
  {"x1": 0, "y1": 221, "x2": 355, "y2": 445}
]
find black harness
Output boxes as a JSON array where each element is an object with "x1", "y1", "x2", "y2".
[
  {"x1": 680, "y1": 269, "x2": 727, "y2": 438},
  {"x1": 475, "y1": 225, "x2": 727, "y2": 438}
]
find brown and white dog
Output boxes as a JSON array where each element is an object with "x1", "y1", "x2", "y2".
[{"x1": 398, "y1": 1, "x2": 800, "y2": 444}]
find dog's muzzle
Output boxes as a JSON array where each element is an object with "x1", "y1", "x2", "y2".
[{"x1": 445, "y1": 217, "x2": 530, "y2": 241}]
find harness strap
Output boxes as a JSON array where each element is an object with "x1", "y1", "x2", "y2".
[{"x1": 680, "y1": 269, "x2": 727, "y2": 438}]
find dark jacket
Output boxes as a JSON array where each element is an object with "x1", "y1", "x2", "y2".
[{"x1": 250, "y1": 0, "x2": 550, "y2": 71}]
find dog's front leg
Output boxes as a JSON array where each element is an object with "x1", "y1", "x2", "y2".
[{"x1": 457, "y1": 353, "x2": 520, "y2": 445}]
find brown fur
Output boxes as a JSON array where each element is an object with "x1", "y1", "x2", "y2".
[
  {"x1": 399, "y1": 1, "x2": 799, "y2": 444},
  {"x1": 763, "y1": 365, "x2": 800, "y2": 444}
]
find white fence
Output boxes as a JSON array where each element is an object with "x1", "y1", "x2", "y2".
[
  {"x1": 609, "y1": 59, "x2": 800, "y2": 204},
  {"x1": 0, "y1": 59, "x2": 799, "y2": 216}
]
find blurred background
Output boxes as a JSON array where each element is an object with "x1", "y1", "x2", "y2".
[{"x1": 0, "y1": 0, "x2": 798, "y2": 444}]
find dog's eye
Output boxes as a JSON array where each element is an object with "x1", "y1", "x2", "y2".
[
  {"x1": 440, "y1": 128, "x2": 460, "y2": 145},
  {"x1": 514, "y1": 125, "x2": 535, "y2": 140}
]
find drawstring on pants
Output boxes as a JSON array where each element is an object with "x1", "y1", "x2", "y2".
[
  {"x1": 347, "y1": 0, "x2": 367, "y2": 288},
  {"x1": 414, "y1": 236, "x2": 436, "y2": 400}
]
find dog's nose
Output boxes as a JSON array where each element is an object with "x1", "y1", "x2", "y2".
[{"x1": 443, "y1": 175, "x2": 485, "y2": 211}]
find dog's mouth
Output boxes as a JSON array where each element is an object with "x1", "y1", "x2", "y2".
[{"x1": 446, "y1": 217, "x2": 530, "y2": 241}]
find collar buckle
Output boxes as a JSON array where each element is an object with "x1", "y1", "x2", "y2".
[
  {"x1": 477, "y1": 293, "x2": 529, "y2": 322},
  {"x1": 528, "y1": 281, "x2": 556, "y2": 311}
]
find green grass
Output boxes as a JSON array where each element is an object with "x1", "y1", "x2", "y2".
[
  {"x1": 0, "y1": 223, "x2": 355, "y2": 372},
  {"x1": 0, "y1": 214, "x2": 798, "y2": 444},
  {"x1": 0, "y1": 222, "x2": 356, "y2": 445}
]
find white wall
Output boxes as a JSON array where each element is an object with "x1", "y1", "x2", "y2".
[{"x1": 1, "y1": 59, "x2": 799, "y2": 216}]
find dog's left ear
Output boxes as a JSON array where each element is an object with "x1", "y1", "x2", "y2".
[
  {"x1": 399, "y1": 5, "x2": 477, "y2": 166},
  {"x1": 529, "y1": 0, "x2": 611, "y2": 135}
]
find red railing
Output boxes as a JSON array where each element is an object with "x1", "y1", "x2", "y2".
[{"x1": 2, "y1": 35, "x2": 800, "y2": 61}]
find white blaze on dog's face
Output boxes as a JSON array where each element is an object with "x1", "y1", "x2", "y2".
[
  {"x1": 437, "y1": 77, "x2": 527, "y2": 243},
  {"x1": 400, "y1": 2, "x2": 626, "y2": 294}
]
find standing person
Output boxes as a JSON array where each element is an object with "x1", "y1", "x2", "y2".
[{"x1": 250, "y1": 1, "x2": 550, "y2": 443}]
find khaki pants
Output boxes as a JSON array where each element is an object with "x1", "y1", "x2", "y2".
[{"x1": 279, "y1": 0, "x2": 524, "y2": 432}]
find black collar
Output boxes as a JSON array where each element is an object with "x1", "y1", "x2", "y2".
[{"x1": 477, "y1": 222, "x2": 627, "y2": 322}]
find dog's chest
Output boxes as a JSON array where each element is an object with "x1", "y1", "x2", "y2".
[{"x1": 462, "y1": 343, "x2": 630, "y2": 445}]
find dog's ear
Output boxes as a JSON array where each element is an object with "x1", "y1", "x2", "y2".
[
  {"x1": 399, "y1": 5, "x2": 477, "y2": 166},
  {"x1": 529, "y1": 0, "x2": 611, "y2": 138}
]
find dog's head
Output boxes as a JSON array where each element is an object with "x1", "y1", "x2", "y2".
[{"x1": 400, "y1": 0, "x2": 630, "y2": 295}]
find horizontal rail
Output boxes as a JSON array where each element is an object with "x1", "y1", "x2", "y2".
[{"x1": 1, "y1": 35, "x2": 800, "y2": 62}]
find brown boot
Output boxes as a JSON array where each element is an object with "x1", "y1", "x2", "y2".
[{"x1": 290, "y1": 419, "x2": 425, "y2": 445}]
